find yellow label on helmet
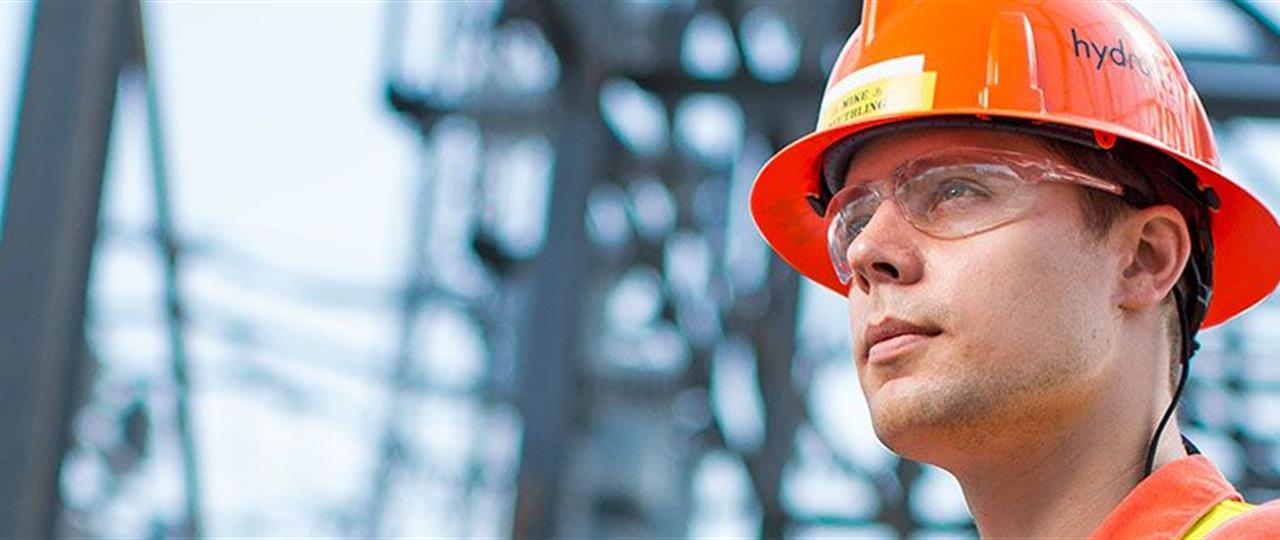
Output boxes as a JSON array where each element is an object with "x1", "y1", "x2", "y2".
[{"x1": 818, "y1": 71, "x2": 937, "y2": 131}]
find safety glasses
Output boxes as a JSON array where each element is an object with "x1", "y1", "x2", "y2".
[{"x1": 826, "y1": 147, "x2": 1129, "y2": 285}]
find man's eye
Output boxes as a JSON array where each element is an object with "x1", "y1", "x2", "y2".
[{"x1": 938, "y1": 178, "x2": 984, "y2": 201}]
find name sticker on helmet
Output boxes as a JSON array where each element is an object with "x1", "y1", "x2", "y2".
[{"x1": 817, "y1": 55, "x2": 937, "y2": 131}]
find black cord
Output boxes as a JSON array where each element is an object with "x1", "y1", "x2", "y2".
[
  {"x1": 1144, "y1": 355, "x2": 1191, "y2": 476},
  {"x1": 1143, "y1": 287, "x2": 1197, "y2": 477},
  {"x1": 1182, "y1": 434, "x2": 1201, "y2": 455}
]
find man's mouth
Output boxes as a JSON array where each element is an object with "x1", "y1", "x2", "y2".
[{"x1": 863, "y1": 317, "x2": 943, "y2": 365}]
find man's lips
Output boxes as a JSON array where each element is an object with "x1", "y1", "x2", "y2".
[{"x1": 862, "y1": 317, "x2": 943, "y2": 365}]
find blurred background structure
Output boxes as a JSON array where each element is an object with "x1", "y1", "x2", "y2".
[{"x1": 1, "y1": 0, "x2": 1279, "y2": 538}]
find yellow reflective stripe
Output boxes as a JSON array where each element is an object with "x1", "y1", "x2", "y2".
[{"x1": 1183, "y1": 499, "x2": 1255, "y2": 540}]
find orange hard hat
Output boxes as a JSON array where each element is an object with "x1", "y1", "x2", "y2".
[{"x1": 750, "y1": 0, "x2": 1280, "y2": 328}]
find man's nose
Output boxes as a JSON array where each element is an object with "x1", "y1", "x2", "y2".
[{"x1": 846, "y1": 200, "x2": 925, "y2": 295}]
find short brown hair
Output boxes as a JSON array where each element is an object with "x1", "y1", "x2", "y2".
[{"x1": 1040, "y1": 138, "x2": 1185, "y2": 391}]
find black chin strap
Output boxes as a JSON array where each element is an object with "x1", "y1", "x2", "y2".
[
  {"x1": 1142, "y1": 286, "x2": 1204, "y2": 477},
  {"x1": 1143, "y1": 348, "x2": 1191, "y2": 477}
]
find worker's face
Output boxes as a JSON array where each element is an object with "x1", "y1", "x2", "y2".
[{"x1": 843, "y1": 128, "x2": 1122, "y2": 462}]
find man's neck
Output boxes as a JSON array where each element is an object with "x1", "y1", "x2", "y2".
[{"x1": 949, "y1": 408, "x2": 1187, "y2": 539}]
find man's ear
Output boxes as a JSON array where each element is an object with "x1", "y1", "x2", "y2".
[{"x1": 1116, "y1": 205, "x2": 1191, "y2": 311}]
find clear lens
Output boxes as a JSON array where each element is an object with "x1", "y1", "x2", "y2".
[
  {"x1": 897, "y1": 163, "x2": 1024, "y2": 233},
  {"x1": 825, "y1": 147, "x2": 1124, "y2": 286},
  {"x1": 827, "y1": 187, "x2": 881, "y2": 285}
]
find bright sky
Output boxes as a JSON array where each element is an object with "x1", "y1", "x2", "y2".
[{"x1": 0, "y1": 1, "x2": 30, "y2": 212}]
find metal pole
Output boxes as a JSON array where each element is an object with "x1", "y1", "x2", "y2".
[
  {"x1": 129, "y1": 1, "x2": 203, "y2": 536},
  {"x1": 363, "y1": 127, "x2": 437, "y2": 537},
  {"x1": 0, "y1": 1, "x2": 131, "y2": 538},
  {"x1": 510, "y1": 11, "x2": 600, "y2": 535}
]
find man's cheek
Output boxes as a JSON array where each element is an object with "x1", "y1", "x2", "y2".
[
  {"x1": 847, "y1": 298, "x2": 870, "y2": 351},
  {"x1": 940, "y1": 274, "x2": 1027, "y2": 358}
]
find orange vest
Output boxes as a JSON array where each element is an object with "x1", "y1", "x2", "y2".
[{"x1": 1089, "y1": 455, "x2": 1280, "y2": 538}]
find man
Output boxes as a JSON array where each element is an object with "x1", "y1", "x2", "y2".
[{"x1": 749, "y1": 1, "x2": 1280, "y2": 537}]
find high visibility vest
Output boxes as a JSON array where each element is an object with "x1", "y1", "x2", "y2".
[{"x1": 1184, "y1": 499, "x2": 1256, "y2": 540}]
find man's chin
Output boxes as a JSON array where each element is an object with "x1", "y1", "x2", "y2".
[
  {"x1": 867, "y1": 380, "x2": 988, "y2": 459},
  {"x1": 869, "y1": 411, "x2": 950, "y2": 460}
]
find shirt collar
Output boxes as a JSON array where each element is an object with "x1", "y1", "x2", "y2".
[{"x1": 1089, "y1": 455, "x2": 1241, "y2": 539}]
